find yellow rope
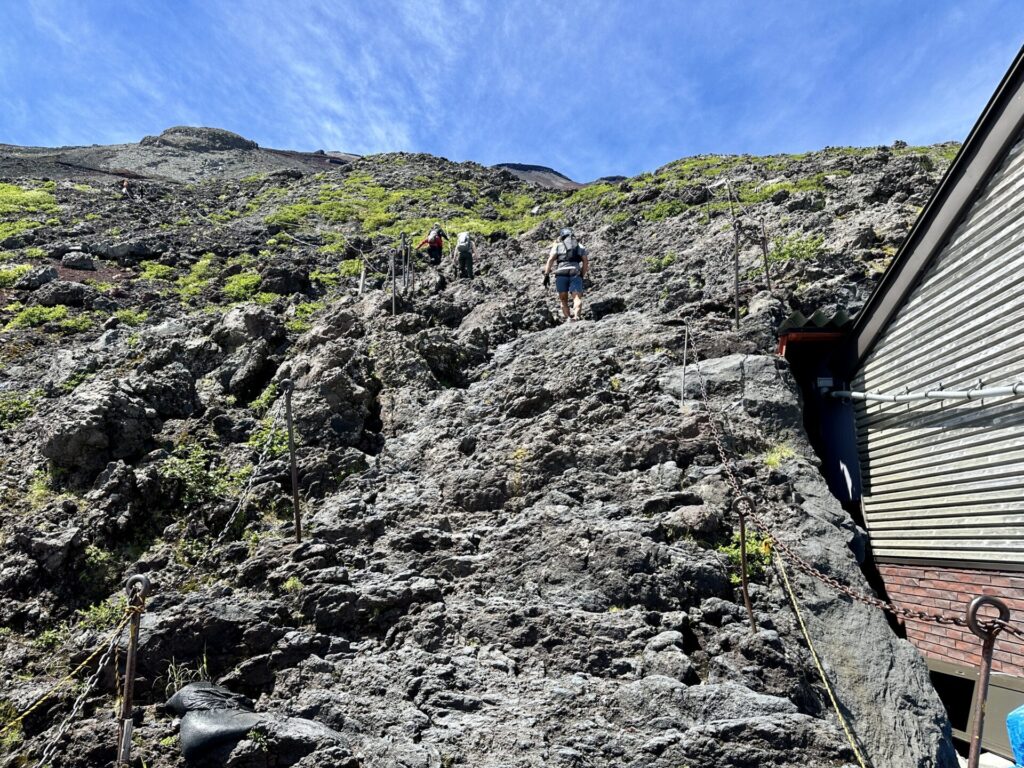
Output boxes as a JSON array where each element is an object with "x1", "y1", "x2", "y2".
[
  {"x1": 776, "y1": 556, "x2": 871, "y2": 768},
  {"x1": 0, "y1": 607, "x2": 135, "y2": 737}
]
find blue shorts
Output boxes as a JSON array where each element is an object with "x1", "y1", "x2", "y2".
[{"x1": 555, "y1": 274, "x2": 584, "y2": 294}]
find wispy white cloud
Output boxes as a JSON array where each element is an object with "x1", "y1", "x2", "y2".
[{"x1": 2, "y1": 0, "x2": 1024, "y2": 179}]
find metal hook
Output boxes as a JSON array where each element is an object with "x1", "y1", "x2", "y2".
[
  {"x1": 967, "y1": 595, "x2": 1010, "y2": 638},
  {"x1": 125, "y1": 574, "x2": 151, "y2": 600}
]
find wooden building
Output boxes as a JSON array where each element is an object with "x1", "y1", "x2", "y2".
[{"x1": 780, "y1": 45, "x2": 1024, "y2": 758}]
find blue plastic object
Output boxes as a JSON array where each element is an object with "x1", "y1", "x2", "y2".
[{"x1": 1008, "y1": 703, "x2": 1024, "y2": 767}]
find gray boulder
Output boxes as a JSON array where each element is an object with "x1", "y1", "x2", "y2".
[
  {"x1": 61, "y1": 251, "x2": 95, "y2": 270},
  {"x1": 13, "y1": 265, "x2": 58, "y2": 290}
]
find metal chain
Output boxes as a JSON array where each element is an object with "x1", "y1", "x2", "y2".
[
  {"x1": 31, "y1": 595, "x2": 142, "y2": 768},
  {"x1": 688, "y1": 336, "x2": 1022, "y2": 637}
]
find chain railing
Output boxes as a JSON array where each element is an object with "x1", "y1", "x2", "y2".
[{"x1": 685, "y1": 328, "x2": 1021, "y2": 766}]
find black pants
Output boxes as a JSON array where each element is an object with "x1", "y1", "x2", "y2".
[
  {"x1": 457, "y1": 252, "x2": 474, "y2": 278},
  {"x1": 427, "y1": 245, "x2": 442, "y2": 265}
]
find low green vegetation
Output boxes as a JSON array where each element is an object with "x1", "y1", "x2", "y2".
[
  {"x1": 223, "y1": 271, "x2": 261, "y2": 301},
  {"x1": 338, "y1": 258, "x2": 363, "y2": 277},
  {"x1": 286, "y1": 300, "x2": 325, "y2": 333},
  {"x1": 249, "y1": 382, "x2": 278, "y2": 416},
  {"x1": 158, "y1": 441, "x2": 246, "y2": 508},
  {"x1": 763, "y1": 442, "x2": 796, "y2": 468},
  {"x1": 139, "y1": 262, "x2": 175, "y2": 281},
  {"x1": 0, "y1": 264, "x2": 31, "y2": 288},
  {"x1": 717, "y1": 530, "x2": 772, "y2": 586},
  {"x1": 4, "y1": 304, "x2": 68, "y2": 330},
  {"x1": 0, "y1": 389, "x2": 42, "y2": 430},
  {"x1": 0, "y1": 182, "x2": 58, "y2": 217},
  {"x1": 644, "y1": 252, "x2": 677, "y2": 273},
  {"x1": 176, "y1": 253, "x2": 219, "y2": 301},
  {"x1": 247, "y1": 417, "x2": 289, "y2": 458},
  {"x1": 114, "y1": 308, "x2": 148, "y2": 326},
  {"x1": 769, "y1": 233, "x2": 824, "y2": 263}
]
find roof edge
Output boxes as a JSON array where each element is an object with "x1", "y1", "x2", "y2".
[{"x1": 842, "y1": 43, "x2": 1024, "y2": 374}]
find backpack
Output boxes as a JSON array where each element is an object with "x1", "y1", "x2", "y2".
[
  {"x1": 554, "y1": 238, "x2": 582, "y2": 276},
  {"x1": 456, "y1": 232, "x2": 472, "y2": 254},
  {"x1": 428, "y1": 229, "x2": 443, "y2": 248}
]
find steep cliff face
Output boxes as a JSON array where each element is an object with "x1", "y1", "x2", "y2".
[{"x1": 0, "y1": 135, "x2": 960, "y2": 767}]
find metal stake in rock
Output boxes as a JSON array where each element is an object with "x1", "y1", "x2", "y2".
[
  {"x1": 967, "y1": 595, "x2": 1011, "y2": 768},
  {"x1": 732, "y1": 497, "x2": 758, "y2": 633},
  {"x1": 280, "y1": 380, "x2": 302, "y2": 543},
  {"x1": 117, "y1": 575, "x2": 151, "y2": 766}
]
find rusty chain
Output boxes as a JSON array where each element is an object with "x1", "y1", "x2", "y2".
[{"x1": 688, "y1": 339, "x2": 1023, "y2": 640}]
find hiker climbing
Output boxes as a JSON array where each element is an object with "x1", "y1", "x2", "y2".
[
  {"x1": 417, "y1": 223, "x2": 448, "y2": 266},
  {"x1": 455, "y1": 231, "x2": 474, "y2": 278},
  {"x1": 543, "y1": 227, "x2": 589, "y2": 321}
]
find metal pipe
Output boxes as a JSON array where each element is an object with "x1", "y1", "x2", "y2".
[
  {"x1": 281, "y1": 380, "x2": 302, "y2": 543},
  {"x1": 117, "y1": 575, "x2": 151, "y2": 766},
  {"x1": 680, "y1": 326, "x2": 689, "y2": 413},
  {"x1": 732, "y1": 227, "x2": 741, "y2": 330},
  {"x1": 966, "y1": 595, "x2": 1011, "y2": 768},
  {"x1": 732, "y1": 497, "x2": 758, "y2": 633},
  {"x1": 390, "y1": 249, "x2": 396, "y2": 315},
  {"x1": 760, "y1": 220, "x2": 773, "y2": 293},
  {"x1": 830, "y1": 382, "x2": 1024, "y2": 403}
]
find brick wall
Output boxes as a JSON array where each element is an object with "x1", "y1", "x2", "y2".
[{"x1": 877, "y1": 563, "x2": 1024, "y2": 675}]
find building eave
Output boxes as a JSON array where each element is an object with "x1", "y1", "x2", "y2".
[{"x1": 841, "y1": 43, "x2": 1024, "y2": 376}]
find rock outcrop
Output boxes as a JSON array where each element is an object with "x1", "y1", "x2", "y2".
[{"x1": 0, "y1": 135, "x2": 962, "y2": 767}]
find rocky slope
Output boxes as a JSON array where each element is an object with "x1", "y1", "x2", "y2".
[{"x1": 0, "y1": 129, "x2": 962, "y2": 767}]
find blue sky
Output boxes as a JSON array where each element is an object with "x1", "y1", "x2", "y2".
[{"x1": 2, "y1": 1, "x2": 1023, "y2": 181}]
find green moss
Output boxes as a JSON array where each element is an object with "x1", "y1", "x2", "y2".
[
  {"x1": 338, "y1": 259, "x2": 363, "y2": 277},
  {"x1": 176, "y1": 253, "x2": 219, "y2": 301},
  {"x1": 643, "y1": 199, "x2": 690, "y2": 221},
  {"x1": 0, "y1": 389, "x2": 42, "y2": 430},
  {"x1": 58, "y1": 313, "x2": 94, "y2": 334},
  {"x1": 770, "y1": 233, "x2": 824, "y2": 262},
  {"x1": 644, "y1": 252, "x2": 677, "y2": 273},
  {"x1": 0, "y1": 220, "x2": 42, "y2": 242},
  {"x1": 286, "y1": 300, "x2": 325, "y2": 333},
  {"x1": 21, "y1": 246, "x2": 46, "y2": 260},
  {"x1": 114, "y1": 308, "x2": 148, "y2": 326},
  {"x1": 0, "y1": 183, "x2": 57, "y2": 217},
  {"x1": 0, "y1": 264, "x2": 31, "y2": 288},
  {"x1": 5, "y1": 304, "x2": 68, "y2": 329},
  {"x1": 0, "y1": 699, "x2": 23, "y2": 751},
  {"x1": 223, "y1": 271, "x2": 261, "y2": 301},
  {"x1": 140, "y1": 262, "x2": 175, "y2": 281}
]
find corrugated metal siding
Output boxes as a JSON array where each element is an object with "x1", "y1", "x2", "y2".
[{"x1": 854, "y1": 136, "x2": 1024, "y2": 565}]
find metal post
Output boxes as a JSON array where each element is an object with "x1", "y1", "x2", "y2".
[
  {"x1": 732, "y1": 497, "x2": 758, "y2": 633},
  {"x1": 390, "y1": 250, "x2": 396, "y2": 315},
  {"x1": 759, "y1": 220, "x2": 773, "y2": 293},
  {"x1": 966, "y1": 595, "x2": 1011, "y2": 768},
  {"x1": 281, "y1": 380, "x2": 302, "y2": 543},
  {"x1": 732, "y1": 227, "x2": 741, "y2": 330},
  {"x1": 117, "y1": 575, "x2": 151, "y2": 766},
  {"x1": 358, "y1": 260, "x2": 366, "y2": 296},
  {"x1": 680, "y1": 326, "x2": 689, "y2": 413},
  {"x1": 403, "y1": 236, "x2": 411, "y2": 292}
]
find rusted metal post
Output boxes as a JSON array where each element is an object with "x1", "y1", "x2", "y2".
[
  {"x1": 680, "y1": 325, "x2": 689, "y2": 413},
  {"x1": 390, "y1": 249, "x2": 396, "y2": 315},
  {"x1": 732, "y1": 227, "x2": 741, "y2": 330},
  {"x1": 407, "y1": 236, "x2": 415, "y2": 293},
  {"x1": 967, "y1": 595, "x2": 1010, "y2": 768},
  {"x1": 280, "y1": 380, "x2": 302, "y2": 543},
  {"x1": 759, "y1": 220, "x2": 773, "y2": 293},
  {"x1": 117, "y1": 575, "x2": 151, "y2": 766},
  {"x1": 732, "y1": 497, "x2": 758, "y2": 632}
]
